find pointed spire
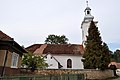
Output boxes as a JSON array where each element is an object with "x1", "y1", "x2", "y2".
[
  {"x1": 84, "y1": 0, "x2": 94, "y2": 21},
  {"x1": 84, "y1": 0, "x2": 91, "y2": 12},
  {"x1": 86, "y1": 0, "x2": 89, "y2": 7}
]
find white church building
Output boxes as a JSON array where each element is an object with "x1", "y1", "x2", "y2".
[
  {"x1": 26, "y1": 44, "x2": 84, "y2": 69},
  {"x1": 26, "y1": 2, "x2": 98, "y2": 69}
]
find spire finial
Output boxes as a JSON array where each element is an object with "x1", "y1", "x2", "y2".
[{"x1": 86, "y1": 0, "x2": 88, "y2": 7}]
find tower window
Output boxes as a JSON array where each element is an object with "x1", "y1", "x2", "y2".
[
  {"x1": 87, "y1": 11, "x2": 90, "y2": 14},
  {"x1": 51, "y1": 56, "x2": 52, "y2": 59},
  {"x1": 67, "y1": 59, "x2": 72, "y2": 68}
]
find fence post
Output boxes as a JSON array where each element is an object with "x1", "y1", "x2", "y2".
[
  {"x1": 67, "y1": 72, "x2": 69, "y2": 80},
  {"x1": 50, "y1": 74, "x2": 51, "y2": 80}
]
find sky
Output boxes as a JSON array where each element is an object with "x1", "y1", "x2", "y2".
[{"x1": 0, "y1": 0, "x2": 120, "y2": 51}]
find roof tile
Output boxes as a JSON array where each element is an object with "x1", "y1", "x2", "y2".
[
  {"x1": 0, "y1": 31, "x2": 12, "y2": 41},
  {"x1": 26, "y1": 44, "x2": 84, "y2": 55}
]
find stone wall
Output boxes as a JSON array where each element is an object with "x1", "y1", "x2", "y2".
[
  {"x1": 82, "y1": 69, "x2": 114, "y2": 79},
  {"x1": 26, "y1": 69, "x2": 114, "y2": 79}
]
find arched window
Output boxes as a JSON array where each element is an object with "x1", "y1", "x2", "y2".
[
  {"x1": 67, "y1": 59, "x2": 72, "y2": 68},
  {"x1": 87, "y1": 11, "x2": 90, "y2": 14}
]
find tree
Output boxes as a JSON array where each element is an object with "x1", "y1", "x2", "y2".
[
  {"x1": 22, "y1": 52, "x2": 48, "y2": 72},
  {"x1": 82, "y1": 21, "x2": 110, "y2": 70},
  {"x1": 114, "y1": 49, "x2": 120, "y2": 62},
  {"x1": 45, "y1": 34, "x2": 69, "y2": 44},
  {"x1": 100, "y1": 42, "x2": 111, "y2": 70}
]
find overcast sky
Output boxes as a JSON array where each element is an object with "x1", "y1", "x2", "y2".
[{"x1": 0, "y1": 0, "x2": 120, "y2": 51}]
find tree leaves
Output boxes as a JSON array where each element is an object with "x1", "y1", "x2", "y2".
[
  {"x1": 114, "y1": 49, "x2": 120, "y2": 62},
  {"x1": 45, "y1": 34, "x2": 69, "y2": 44},
  {"x1": 82, "y1": 21, "x2": 110, "y2": 70},
  {"x1": 22, "y1": 52, "x2": 48, "y2": 72}
]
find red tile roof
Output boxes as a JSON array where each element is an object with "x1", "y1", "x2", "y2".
[
  {"x1": 0, "y1": 30, "x2": 13, "y2": 41},
  {"x1": 26, "y1": 44, "x2": 42, "y2": 53},
  {"x1": 0, "y1": 30, "x2": 27, "y2": 53},
  {"x1": 26, "y1": 44, "x2": 84, "y2": 55},
  {"x1": 34, "y1": 44, "x2": 47, "y2": 55}
]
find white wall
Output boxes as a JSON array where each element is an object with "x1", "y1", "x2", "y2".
[
  {"x1": 82, "y1": 22, "x2": 91, "y2": 43},
  {"x1": 81, "y1": 21, "x2": 98, "y2": 45},
  {"x1": 44, "y1": 54, "x2": 58, "y2": 69},
  {"x1": 44, "y1": 54, "x2": 83, "y2": 69}
]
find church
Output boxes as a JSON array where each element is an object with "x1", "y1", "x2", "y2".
[
  {"x1": 26, "y1": 1, "x2": 98, "y2": 69},
  {"x1": 81, "y1": 1, "x2": 98, "y2": 46}
]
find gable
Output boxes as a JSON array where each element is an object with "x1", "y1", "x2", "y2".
[{"x1": 0, "y1": 31, "x2": 27, "y2": 54}]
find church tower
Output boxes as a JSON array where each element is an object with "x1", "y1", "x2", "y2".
[{"x1": 81, "y1": 1, "x2": 98, "y2": 46}]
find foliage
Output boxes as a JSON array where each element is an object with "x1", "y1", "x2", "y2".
[
  {"x1": 82, "y1": 21, "x2": 110, "y2": 70},
  {"x1": 114, "y1": 49, "x2": 120, "y2": 62},
  {"x1": 100, "y1": 42, "x2": 111, "y2": 70},
  {"x1": 22, "y1": 52, "x2": 48, "y2": 72},
  {"x1": 45, "y1": 34, "x2": 69, "y2": 44},
  {"x1": 109, "y1": 50, "x2": 116, "y2": 61}
]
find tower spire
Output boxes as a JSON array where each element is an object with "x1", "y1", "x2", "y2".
[
  {"x1": 81, "y1": 0, "x2": 98, "y2": 46},
  {"x1": 86, "y1": 0, "x2": 88, "y2": 7}
]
